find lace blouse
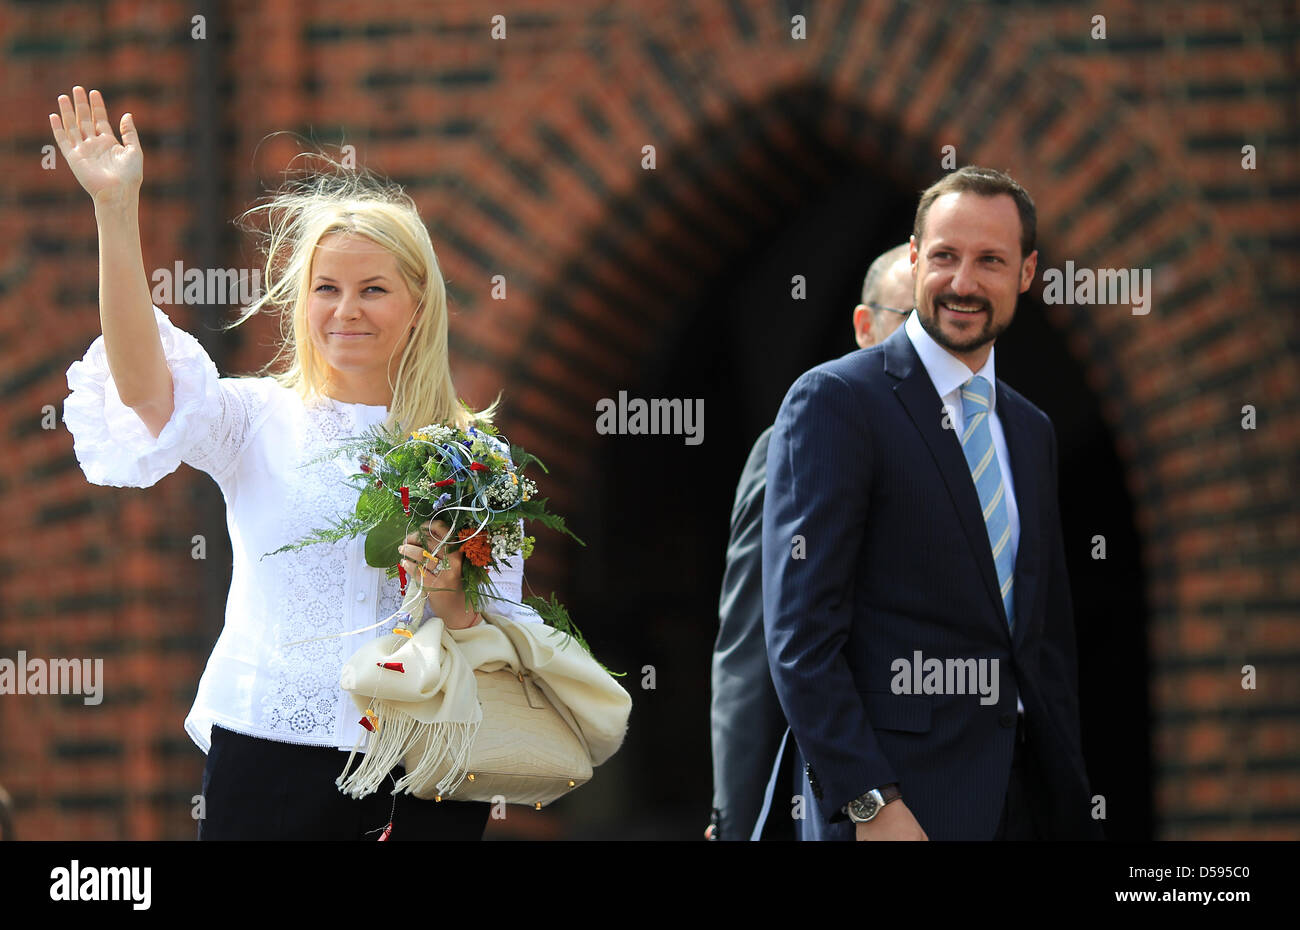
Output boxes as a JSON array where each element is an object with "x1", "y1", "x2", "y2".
[{"x1": 63, "y1": 305, "x2": 541, "y2": 754}]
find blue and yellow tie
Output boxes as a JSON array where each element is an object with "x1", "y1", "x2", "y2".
[{"x1": 959, "y1": 376, "x2": 1015, "y2": 631}]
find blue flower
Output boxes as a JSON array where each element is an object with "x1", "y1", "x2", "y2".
[{"x1": 441, "y1": 443, "x2": 466, "y2": 464}]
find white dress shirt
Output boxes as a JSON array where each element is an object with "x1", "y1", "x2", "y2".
[
  {"x1": 903, "y1": 310, "x2": 1023, "y2": 713},
  {"x1": 63, "y1": 305, "x2": 542, "y2": 754}
]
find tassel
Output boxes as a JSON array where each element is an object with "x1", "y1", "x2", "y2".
[
  {"x1": 398, "y1": 564, "x2": 407, "y2": 595},
  {"x1": 336, "y1": 699, "x2": 481, "y2": 801},
  {"x1": 335, "y1": 730, "x2": 368, "y2": 793},
  {"x1": 378, "y1": 661, "x2": 405, "y2": 672},
  {"x1": 400, "y1": 486, "x2": 410, "y2": 514},
  {"x1": 377, "y1": 821, "x2": 393, "y2": 842}
]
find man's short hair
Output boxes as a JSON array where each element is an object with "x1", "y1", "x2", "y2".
[
  {"x1": 860, "y1": 243, "x2": 912, "y2": 306},
  {"x1": 912, "y1": 166, "x2": 1036, "y2": 258}
]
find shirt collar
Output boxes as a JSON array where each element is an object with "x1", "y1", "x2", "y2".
[{"x1": 903, "y1": 309, "x2": 998, "y2": 413}]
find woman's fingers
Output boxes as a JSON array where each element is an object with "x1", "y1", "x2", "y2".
[
  {"x1": 52, "y1": 88, "x2": 116, "y2": 150},
  {"x1": 119, "y1": 111, "x2": 139, "y2": 149},
  {"x1": 399, "y1": 546, "x2": 428, "y2": 577},
  {"x1": 48, "y1": 112, "x2": 73, "y2": 157},
  {"x1": 398, "y1": 541, "x2": 462, "y2": 582},
  {"x1": 50, "y1": 87, "x2": 144, "y2": 203},
  {"x1": 426, "y1": 519, "x2": 456, "y2": 548},
  {"x1": 56, "y1": 93, "x2": 79, "y2": 144},
  {"x1": 402, "y1": 542, "x2": 462, "y2": 566},
  {"x1": 88, "y1": 89, "x2": 113, "y2": 135},
  {"x1": 73, "y1": 86, "x2": 93, "y2": 139}
]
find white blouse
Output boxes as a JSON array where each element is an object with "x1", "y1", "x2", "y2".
[{"x1": 63, "y1": 305, "x2": 541, "y2": 755}]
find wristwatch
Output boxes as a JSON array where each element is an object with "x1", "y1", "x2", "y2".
[{"x1": 843, "y1": 784, "x2": 902, "y2": 822}]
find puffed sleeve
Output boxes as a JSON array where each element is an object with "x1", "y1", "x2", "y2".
[{"x1": 63, "y1": 305, "x2": 251, "y2": 488}]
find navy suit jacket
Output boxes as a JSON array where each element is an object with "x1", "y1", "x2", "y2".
[{"x1": 761, "y1": 324, "x2": 1101, "y2": 840}]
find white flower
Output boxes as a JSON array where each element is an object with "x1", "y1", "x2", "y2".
[
  {"x1": 413, "y1": 424, "x2": 455, "y2": 445},
  {"x1": 484, "y1": 476, "x2": 522, "y2": 509},
  {"x1": 489, "y1": 522, "x2": 525, "y2": 562}
]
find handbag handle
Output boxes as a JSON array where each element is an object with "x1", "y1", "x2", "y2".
[{"x1": 515, "y1": 669, "x2": 548, "y2": 710}]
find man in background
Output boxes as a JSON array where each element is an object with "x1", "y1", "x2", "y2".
[{"x1": 708, "y1": 243, "x2": 913, "y2": 840}]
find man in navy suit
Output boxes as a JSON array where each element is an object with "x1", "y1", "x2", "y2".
[
  {"x1": 709, "y1": 244, "x2": 914, "y2": 841},
  {"x1": 762, "y1": 166, "x2": 1101, "y2": 840}
]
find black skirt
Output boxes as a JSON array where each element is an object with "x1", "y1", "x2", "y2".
[{"x1": 197, "y1": 724, "x2": 491, "y2": 841}]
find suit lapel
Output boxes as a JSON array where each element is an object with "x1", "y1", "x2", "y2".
[
  {"x1": 996, "y1": 385, "x2": 1042, "y2": 649},
  {"x1": 883, "y1": 330, "x2": 1009, "y2": 639}
]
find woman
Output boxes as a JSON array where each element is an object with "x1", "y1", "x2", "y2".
[{"x1": 51, "y1": 85, "x2": 533, "y2": 840}]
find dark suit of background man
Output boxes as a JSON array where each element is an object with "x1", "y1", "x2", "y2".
[
  {"x1": 763, "y1": 166, "x2": 1103, "y2": 840},
  {"x1": 709, "y1": 244, "x2": 914, "y2": 841}
]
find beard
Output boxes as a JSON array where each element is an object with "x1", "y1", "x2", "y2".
[{"x1": 917, "y1": 293, "x2": 1012, "y2": 354}]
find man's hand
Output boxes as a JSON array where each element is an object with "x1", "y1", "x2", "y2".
[{"x1": 854, "y1": 800, "x2": 928, "y2": 840}]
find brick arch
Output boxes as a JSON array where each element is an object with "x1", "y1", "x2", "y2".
[{"x1": 432, "y1": 1, "x2": 1296, "y2": 837}]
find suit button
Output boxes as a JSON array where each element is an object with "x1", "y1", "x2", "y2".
[{"x1": 999, "y1": 712, "x2": 1015, "y2": 728}]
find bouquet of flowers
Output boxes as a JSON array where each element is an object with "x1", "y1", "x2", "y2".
[{"x1": 264, "y1": 413, "x2": 606, "y2": 664}]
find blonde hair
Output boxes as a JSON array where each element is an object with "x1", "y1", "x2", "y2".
[{"x1": 226, "y1": 150, "x2": 498, "y2": 434}]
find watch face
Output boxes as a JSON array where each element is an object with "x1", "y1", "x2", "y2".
[{"x1": 851, "y1": 796, "x2": 880, "y2": 821}]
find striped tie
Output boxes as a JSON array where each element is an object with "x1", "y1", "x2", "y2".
[{"x1": 959, "y1": 376, "x2": 1015, "y2": 631}]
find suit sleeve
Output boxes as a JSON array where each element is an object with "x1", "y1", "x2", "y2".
[
  {"x1": 711, "y1": 428, "x2": 787, "y2": 840},
  {"x1": 1039, "y1": 420, "x2": 1086, "y2": 767},
  {"x1": 762, "y1": 369, "x2": 897, "y2": 823}
]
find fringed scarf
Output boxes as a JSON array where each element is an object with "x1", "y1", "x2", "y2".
[{"x1": 334, "y1": 587, "x2": 630, "y2": 801}]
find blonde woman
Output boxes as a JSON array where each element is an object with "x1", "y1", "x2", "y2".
[{"x1": 52, "y1": 86, "x2": 534, "y2": 840}]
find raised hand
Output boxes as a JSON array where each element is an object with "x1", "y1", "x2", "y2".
[{"x1": 49, "y1": 86, "x2": 142, "y2": 207}]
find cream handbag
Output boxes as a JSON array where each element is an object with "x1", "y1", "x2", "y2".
[
  {"x1": 335, "y1": 608, "x2": 630, "y2": 810},
  {"x1": 406, "y1": 666, "x2": 593, "y2": 807}
]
